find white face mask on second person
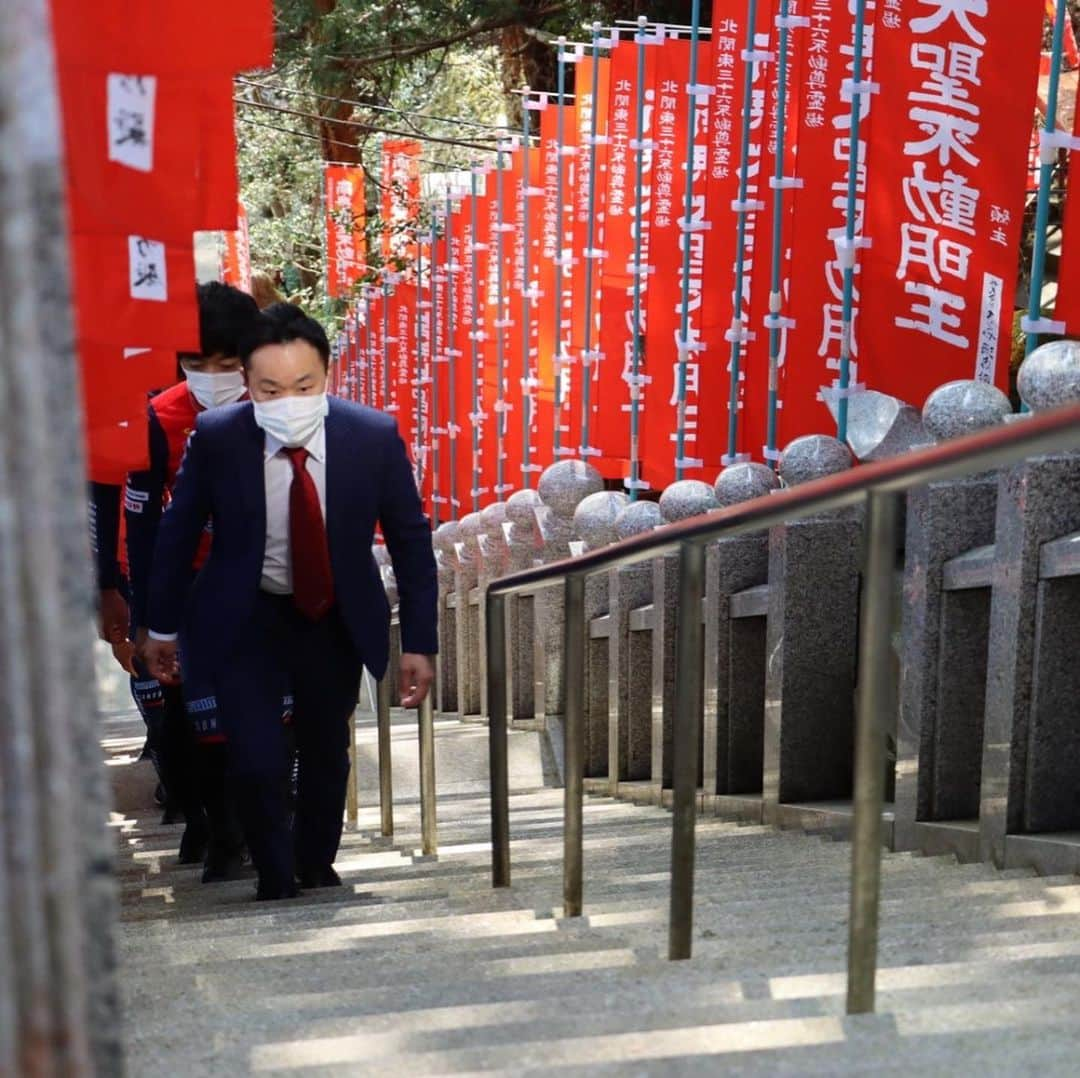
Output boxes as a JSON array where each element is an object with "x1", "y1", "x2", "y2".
[
  {"x1": 252, "y1": 393, "x2": 329, "y2": 448},
  {"x1": 185, "y1": 369, "x2": 247, "y2": 409}
]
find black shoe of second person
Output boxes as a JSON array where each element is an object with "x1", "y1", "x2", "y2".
[
  {"x1": 201, "y1": 844, "x2": 251, "y2": 884},
  {"x1": 177, "y1": 823, "x2": 209, "y2": 865},
  {"x1": 255, "y1": 879, "x2": 300, "y2": 901},
  {"x1": 297, "y1": 866, "x2": 342, "y2": 890}
]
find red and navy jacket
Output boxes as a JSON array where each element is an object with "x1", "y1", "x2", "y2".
[{"x1": 125, "y1": 382, "x2": 216, "y2": 629}]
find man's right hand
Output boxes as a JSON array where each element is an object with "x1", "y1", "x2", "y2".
[{"x1": 142, "y1": 637, "x2": 181, "y2": 686}]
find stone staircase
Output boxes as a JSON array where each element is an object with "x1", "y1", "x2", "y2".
[{"x1": 109, "y1": 702, "x2": 1080, "y2": 1075}]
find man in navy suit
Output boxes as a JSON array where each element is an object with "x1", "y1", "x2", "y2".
[{"x1": 143, "y1": 303, "x2": 438, "y2": 900}]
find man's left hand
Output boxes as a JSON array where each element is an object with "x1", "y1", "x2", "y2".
[{"x1": 399, "y1": 653, "x2": 435, "y2": 708}]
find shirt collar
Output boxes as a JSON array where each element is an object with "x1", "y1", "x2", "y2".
[{"x1": 264, "y1": 422, "x2": 326, "y2": 463}]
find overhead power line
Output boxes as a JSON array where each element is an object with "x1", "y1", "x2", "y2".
[
  {"x1": 235, "y1": 97, "x2": 507, "y2": 153},
  {"x1": 236, "y1": 76, "x2": 509, "y2": 134}
]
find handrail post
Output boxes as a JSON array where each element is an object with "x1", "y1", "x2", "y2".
[
  {"x1": 564, "y1": 573, "x2": 587, "y2": 918},
  {"x1": 346, "y1": 707, "x2": 359, "y2": 830},
  {"x1": 418, "y1": 694, "x2": 438, "y2": 856},
  {"x1": 669, "y1": 540, "x2": 705, "y2": 960},
  {"x1": 377, "y1": 675, "x2": 394, "y2": 838},
  {"x1": 847, "y1": 488, "x2": 902, "y2": 1013},
  {"x1": 488, "y1": 590, "x2": 511, "y2": 886}
]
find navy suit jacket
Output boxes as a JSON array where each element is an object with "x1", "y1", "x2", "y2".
[{"x1": 146, "y1": 397, "x2": 438, "y2": 680}]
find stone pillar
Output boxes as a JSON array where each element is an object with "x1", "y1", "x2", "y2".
[
  {"x1": 702, "y1": 463, "x2": 779, "y2": 807},
  {"x1": 0, "y1": 2, "x2": 122, "y2": 1070},
  {"x1": 572, "y1": 491, "x2": 629, "y2": 778},
  {"x1": 533, "y1": 461, "x2": 603, "y2": 722},
  {"x1": 475, "y1": 500, "x2": 510, "y2": 718},
  {"x1": 607, "y1": 501, "x2": 662, "y2": 793},
  {"x1": 431, "y1": 524, "x2": 460, "y2": 714},
  {"x1": 453, "y1": 512, "x2": 483, "y2": 717},
  {"x1": 651, "y1": 481, "x2": 718, "y2": 795},
  {"x1": 893, "y1": 378, "x2": 1011, "y2": 855},
  {"x1": 761, "y1": 436, "x2": 861, "y2": 820},
  {"x1": 504, "y1": 489, "x2": 543, "y2": 720},
  {"x1": 980, "y1": 341, "x2": 1080, "y2": 866}
]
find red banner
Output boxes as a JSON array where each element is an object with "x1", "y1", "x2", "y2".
[
  {"x1": 381, "y1": 140, "x2": 422, "y2": 266},
  {"x1": 569, "y1": 55, "x2": 611, "y2": 464},
  {"x1": 325, "y1": 166, "x2": 366, "y2": 298},
  {"x1": 860, "y1": 0, "x2": 1043, "y2": 401},
  {"x1": 222, "y1": 201, "x2": 252, "y2": 292}
]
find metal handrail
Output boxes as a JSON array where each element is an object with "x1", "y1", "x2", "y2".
[
  {"x1": 347, "y1": 674, "x2": 437, "y2": 857},
  {"x1": 485, "y1": 402, "x2": 1080, "y2": 1014}
]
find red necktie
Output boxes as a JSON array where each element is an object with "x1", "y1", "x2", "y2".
[{"x1": 284, "y1": 447, "x2": 334, "y2": 620}]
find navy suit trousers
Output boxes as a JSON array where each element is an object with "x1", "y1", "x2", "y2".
[{"x1": 214, "y1": 593, "x2": 362, "y2": 891}]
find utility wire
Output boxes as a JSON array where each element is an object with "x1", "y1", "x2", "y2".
[
  {"x1": 235, "y1": 97, "x2": 506, "y2": 153},
  {"x1": 236, "y1": 76, "x2": 509, "y2": 134}
]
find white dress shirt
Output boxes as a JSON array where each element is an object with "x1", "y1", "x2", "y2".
[{"x1": 260, "y1": 424, "x2": 328, "y2": 594}]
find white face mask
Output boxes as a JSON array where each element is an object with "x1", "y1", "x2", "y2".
[
  {"x1": 185, "y1": 369, "x2": 247, "y2": 410},
  {"x1": 252, "y1": 393, "x2": 329, "y2": 448}
]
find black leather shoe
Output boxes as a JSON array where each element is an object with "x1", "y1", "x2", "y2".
[
  {"x1": 297, "y1": 866, "x2": 341, "y2": 890},
  {"x1": 202, "y1": 845, "x2": 251, "y2": 884},
  {"x1": 177, "y1": 824, "x2": 209, "y2": 865},
  {"x1": 255, "y1": 880, "x2": 300, "y2": 901}
]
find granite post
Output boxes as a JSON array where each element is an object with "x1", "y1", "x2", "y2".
[
  {"x1": 431, "y1": 523, "x2": 460, "y2": 714},
  {"x1": 453, "y1": 512, "x2": 483, "y2": 717},
  {"x1": 762, "y1": 437, "x2": 861, "y2": 820},
  {"x1": 0, "y1": 2, "x2": 122, "y2": 1069},
  {"x1": 504, "y1": 489, "x2": 543, "y2": 720},
  {"x1": 607, "y1": 501, "x2": 663, "y2": 794}
]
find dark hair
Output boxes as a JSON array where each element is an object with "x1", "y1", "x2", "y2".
[
  {"x1": 239, "y1": 302, "x2": 331, "y2": 368},
  {"x1": 178, "y1": 282, "x2": 259, "y2": 364}
]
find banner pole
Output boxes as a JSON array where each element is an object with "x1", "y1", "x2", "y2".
[
  {"x1": 521, "y1": 89, "x2": 534, "y2": 487},
  {"x1": 364, "y1": 288, "x2": 373, "y2": 407},
  {"x1": 553, "y1": 41, "x2": 570, "y2": 458},
  {"x1": 627, "y1": 16, "x2": 651, "y2": 500},
  {"x1": 470, "y1": 168, "x2": 483, "y2": 512},
  {"x1": 414, "y1": 232, "x2": 425, "y2": 491},
  {"x1": 446, "y1": 190, "x2": 459, "y2": 519},
  {"x1": 765, "y1": 0, "x2": 797, "y2": 468},
  {"x1": 836, "y1": 0, "x2": 870, "y2": 443},
  {"x1": 725, "y1": 0, "x2": 761, "y2": 463},
  {"x1": 382, "y1": 275, "x2": 391, "y2": 417},
  {"x1": 430, "y1": 214, "x2": 441, "y2": 527},
  {"x1": 579, "y1": 22, "x2": 604, "y2": 462},
  {"x1": 675, "y1": 0, "x2": 704, "y2": 480},
  {"x1": 495, "y1": 142, "x2": 508, "y2": 500},
  {"x1": 1026, "y1": 0, "x2": 1069, "y2": 358}
]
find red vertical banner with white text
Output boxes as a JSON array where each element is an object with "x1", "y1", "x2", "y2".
[
  {"x1": 779, "y1": 0, "x2": 879, "y2": 446},
  {"x1": 570, "y1": 55, "x2": 611, "y2": 462},
  {"x1": 530, "y1": 103, "x2": 558, "y2": 478},
  {"x1": 381, "y1": 140, "x2": 422, "y2": 266},
  {"x1": 597, "y1": 37, "x2": 658, "y2": 481},
  {"x1": 324, "y1": 166, "x2": 366, "y2": 298},
  {"x1": 388, "y1": 277, "x2": 416, "y2": 482},
  {"x1": 859, "y1": 0, "x2": 1043, "y2": 401},
  {"x1": 449, "y1": 196, "x2": 470, "y2": 518}
]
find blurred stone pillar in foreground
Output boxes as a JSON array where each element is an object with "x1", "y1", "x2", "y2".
[{"x1": 0, "y1": 1, "x2": 122, "y2": 1073}]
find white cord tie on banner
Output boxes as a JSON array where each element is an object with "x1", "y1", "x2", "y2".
[
  {"x1": 685, "y1": 83, "x2": 716, "y2": 100},
  {"x1": 492, "y1": 318, "x2": 515, "y2": 329},
  {"x1": 820, "y1": 379, "x2": 868, "y2": 401},
  {"x1": 676, "y1": 338, "x2": 707, "y2": 355},
  {"x1": 521, "y1": 463, "x2": 543, "y2": 474},
  {"x1": 583, "y1": 248, "x2": 607, "y2": 259},
  {"x1": 741, "y1": 49, "x2": 774, "y2": 63},
  {"x1": 629, "y1": 138, "x2": 657, "y2": 151},
  {"x1": 524, "y1": 95, "x2": 549, "y2": 112},
  {"x1": 765, "y1": 313, "x2": 796, "y2": 331},
  {"x1": 623, "y1": 373, "x2": 653, "y2": 387},
  {"x1": 643, "y1": 25, "x2": 667, "y2": 45},
  {"x1": 493, "y1": 223, "x2": 516, "y2": 234},
  {"x1": 470, "y1": 486, "x2": 490, "y2": 498},
  {"x1": 724, "y1": 319, "x2": 756, "y2": 345},
  {"x1": 524, "y1": 185, "x2": 546, "y2": 197},
  {"x1": 467, "y1": 411, "x2": 487, "y2": 423},
  {"x1": 623, "y1": 477, "x2": 651, "y2": 490},
  {"x1": 1040, "y1": 127, "x2": 1080, "y2": 164},
  {"x1": 384, "y1": 336, "x2": 399, "y2": 344},
  {"x1": 762, "y1": 446, "x2": 783, "y2": 462},
  {"x1": 468, "y1": 242, "x2": 489, "y2": 253},
  {"x1": 579, "y1": 446, "x2": 602, "y2": 458},
  {"x1": 520, "y1": 377, "x2": 540, "y2": 389},
  {"x1": 525, "y1": 287, "x2": 546, "y2": 301},
  {"x1": 584, "y1": 134, "x2": 610, "y2": 147},
  {"x1": 494, "y1": 483, "x2": 515, "y2": 495},
  {"x1": 731, "y1": 199, "x2": 766, "y2": 213},
  {"x1": 558, "y1": 145, "x2": 578, "y2": 157},
  {"x1": 467, "y1": 330, "x2": 487, "y2": 342},
  {"x1": 496, "y1": 138, "x2": 521, "y2": 153},
  {"x1": 776, "y1": 13, "x2": 811, "y2": 29},
  {"x1": 841, "y1": 79, "x2": 880, "y2": 102},
  {"x1": 674, "y1": 457, "x2": 704, "y2": 469},
  {"x1": 492, "y1": 400, "x2": 514, "y2": 414},
  {"x1": 769, "y1": 176, "x2": 804, "y2": 190},
  {"x1": 1020, "y1": 315, "x2": 1067, "y2": 335},
  {"x1": 447, "y1": 348, "x2": 463, "y2": 358},
  {"x1": 833, "y1": 234, "x2": 872, "y2": 270},
  {"x1": 721, "y1": 452, "x2": 752, "y2": 466},
  {"x1": 677, "y1": 217, "x2": 712, "y2": 233},
  {"x1": 554, "y1": 446, "x2": 578, "y2": 457}
]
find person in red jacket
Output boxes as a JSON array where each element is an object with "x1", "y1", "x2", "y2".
[{"x1": 126, "y1": 282, "x2": 260, "y2": 877}]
